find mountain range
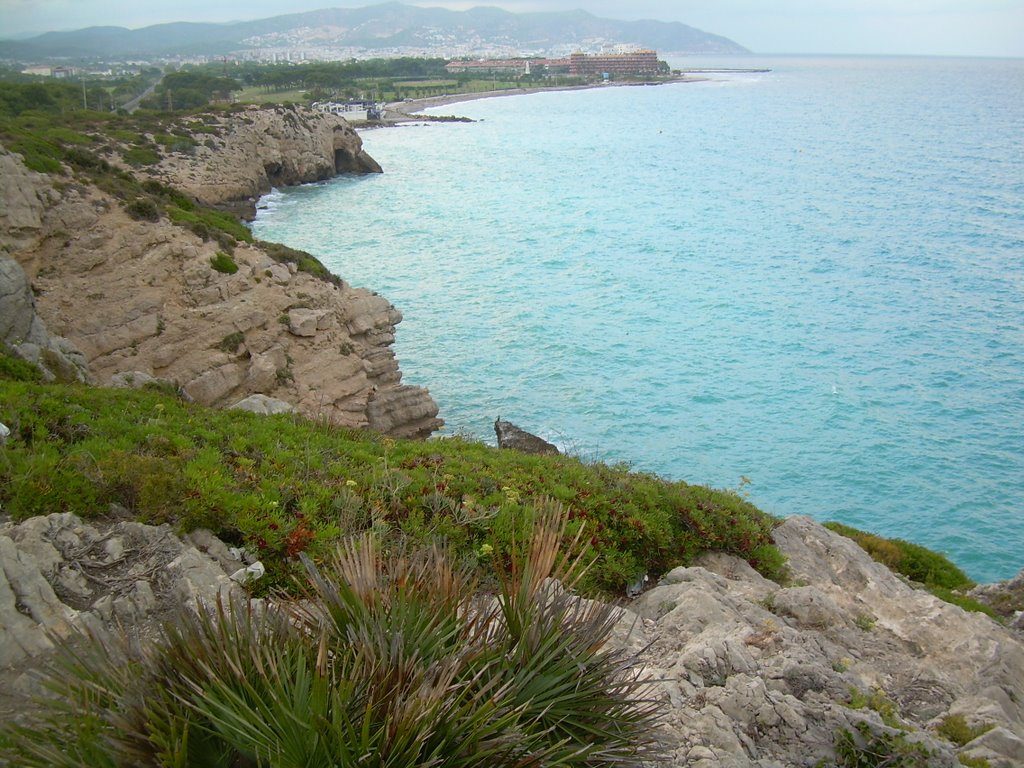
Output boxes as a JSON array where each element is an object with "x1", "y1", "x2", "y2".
[{"x1": 0, "y1": 2, "x2": 748, "y2": 61}]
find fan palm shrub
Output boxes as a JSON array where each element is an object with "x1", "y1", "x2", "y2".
[{"x1": 1, "y1": 500, "x2": 664, "y2": 767}]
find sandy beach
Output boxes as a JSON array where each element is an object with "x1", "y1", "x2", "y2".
[{"x1": 376, "y1": 76, "x2": 707, "y2": 124}]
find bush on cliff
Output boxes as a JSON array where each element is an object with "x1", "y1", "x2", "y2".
[
  {"x1": 0, "y1": 380, "x2": 785, "y2": 593},
  {"x1": 1, "y1": 505, "x2": 663, "y2": 767}
]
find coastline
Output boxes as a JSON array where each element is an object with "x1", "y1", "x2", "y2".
[{"x1": 372, "y1": 75, "x2": 709, "y2": 125}]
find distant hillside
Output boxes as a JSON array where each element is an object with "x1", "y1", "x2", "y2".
[{"x1": 0, "y1": 2, "x2": 748, "y2": 60}]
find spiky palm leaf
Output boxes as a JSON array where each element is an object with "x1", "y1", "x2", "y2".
[{"x1": 1, "y1": 499, "x2": 664, "y2": 767}]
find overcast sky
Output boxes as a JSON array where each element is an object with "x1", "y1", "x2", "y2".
[{"x1": 1, "y1": 0, "x2": 1022, "y2": 57}]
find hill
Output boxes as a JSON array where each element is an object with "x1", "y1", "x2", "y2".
[{"x1": 0, "y1": 2, "x2": 748, "y2": 60}]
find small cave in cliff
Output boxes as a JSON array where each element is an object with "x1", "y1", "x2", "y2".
[
  {"x1": 264, "y1": 161, "x2": 285, "y2": 186},
  {"x1": 334, "y1": 148, "x2": 356, "y2": 173}
]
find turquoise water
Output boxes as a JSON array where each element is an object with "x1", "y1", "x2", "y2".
[{"x1": 253, "y1": 56, "x2": 1024, "y2": 582}]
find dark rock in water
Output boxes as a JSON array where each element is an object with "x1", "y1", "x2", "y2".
[{"x1": 494, "y1": 417, "x2": 559, "y2": 455}]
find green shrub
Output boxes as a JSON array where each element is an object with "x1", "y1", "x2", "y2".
[
  {"x1": 936, "y1": 714, "x2": 993, "y2": 747},
  {"x1": 847, "y1": 687, "x2": 903, "y2": 729},
  {"x1": 169, "y1": 205, "x2": 253, "y2": 245},
  {"x1": 832, "y1": 722, "x2": 934, "y2": 767},
  {"x1": 217, "y1": 331, "x2": 245, "y2": 353},
  {"x1": 259, "y1": 239, "x2": 341, "y2": 286},
  {"x1": 209, "y1": 251, "x2": 238, "y2": 274},
  {"x1": 121, "y1": 147, "x2": 160, "y2": 166},
  {"x1": 123, "y1": 197, "x2": 160, "y2": 222},
  {"x1": 7, "y1": 134, "x2": 64, "y2": 174},
  {"x1": 0, "y1": 381, "x2": 784, "y2": 593},
  {"x1": 0, "y1": 506, "x2": 664, "y2": 766},
  {"x1": 0, "y1": 352, "x2": 43, "y2": 382}
]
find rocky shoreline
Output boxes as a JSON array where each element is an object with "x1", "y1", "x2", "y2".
[{"x1": 0, "y1": 106, "x2": 441, "y2": 438}]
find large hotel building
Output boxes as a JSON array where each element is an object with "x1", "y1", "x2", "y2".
[
  {"x1": 568, "y1": 50, "x2": 661, "y2": 76},
  {"x1": 446, "y1": 50, "x2": 662, "y2": 78}
]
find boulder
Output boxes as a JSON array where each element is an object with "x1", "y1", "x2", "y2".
[
  {"x1": 229, "y1": 394, "x2": 296, "y2": 415},
  {"x1": 494, "y1": 417, "x2": 559, "y2": 455}
]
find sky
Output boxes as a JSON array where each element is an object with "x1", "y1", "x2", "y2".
[{"x1": 1, "y1": 0, "x2": 1022, "y2": 57}]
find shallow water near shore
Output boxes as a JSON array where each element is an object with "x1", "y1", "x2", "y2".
[{"x1": 253, "y1": 55, "x2": 1024, "y2": 582}]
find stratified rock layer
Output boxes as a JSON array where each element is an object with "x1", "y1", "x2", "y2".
[{"x1": 0, "y1": 111, "x2": 440, "y2": 438}]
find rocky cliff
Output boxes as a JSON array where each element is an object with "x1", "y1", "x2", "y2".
[
  {"x1": 141, "y1": 104, "x2": 381, "y2": 219},
  {"x1": 0, "y1": 111, "x2": 440, "y2": 438}
]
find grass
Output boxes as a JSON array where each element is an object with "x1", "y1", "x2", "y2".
[
  {"x1": 847, "y1": 686, "x2": 903, "y2": 729},
  {"x1": 234, "y1": 86, "x2": 311, "y2": 104},
  {"x1": 830, "y1": 722, "x2": 934, "y2": 768},
  {"x1": 0, "y1": 375, "x2": 785, "y2": 594},
  {"x1": 209, "y1": 251, "x2": 239, "y2": 274},
  {"x1": 935, "y1": 714, "x2": 993, "y2": 747},
  {"x1": 0, "y1": 505, "x2": 664, "y2": 767},
  {"x1": 824, "y1": 521, "x2": 971, "y2": 589}
]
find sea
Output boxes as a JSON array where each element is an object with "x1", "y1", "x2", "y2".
[{"x1": 252, "y1": 55, "x2": 1024, "y2": 582}]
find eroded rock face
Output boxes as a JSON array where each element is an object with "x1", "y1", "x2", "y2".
[
  {"x1": 612, "y1": 517, "x2": 1024, "y2": 768},
  {"x1": 0, "y1": 513, "x2": 249, "y2": 719},
  {"x1": 0, "y1": 124, "x2": 440, "y2": 438},
  {"x1": 0, "y1": 254, "x2": 89, "y2": 382},
  {"x1": 145, "y1": 105, "x2": 382, "y2": 218}
]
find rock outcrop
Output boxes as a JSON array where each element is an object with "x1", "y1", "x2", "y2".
[
  {"x1": 1, "y1": 512, "x2": 1021, "y2": 765},
  {"x1": 0, "y1": 512, "x2": 251, "y2": 719},
  {"x1": 0, "y1": 114, "x2": 441, "y2": 439},
  {"x1": 0, "y1": 254, "x2": 89, "y2": 382},
  {"x1": 611, "y1": 517, "x2": 1024, "y2": 768},
  {"x1": 143, "y1": 105, "x2": 381, "y2": 218},
  {"x1": 494, "y1": 417, "x2": 559, "y2": 454}
]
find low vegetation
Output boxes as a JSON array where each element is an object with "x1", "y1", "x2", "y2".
[
  {"x1": 0, "y1": 505, "x2": 664, "y2": 766},
  {"x1": 0, "y1": 371, "x2": 785, "y2": 594},
  {"x1": 935, "y1": 714, "x2": 993, "y2": 747},
  {"x1": 209, "y1": 250, "x2": 239, "y2": 275},
  {"x1": 830, "y1": 722, "x2": 934, "y2": 768}
]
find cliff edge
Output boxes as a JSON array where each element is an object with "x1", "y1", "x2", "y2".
[
  {"x1": 140, "y1": 104, "x2": 381, "y2": 218},
  {"x1": 0, "y1": 109, "x2": 440, "y2": 438}
]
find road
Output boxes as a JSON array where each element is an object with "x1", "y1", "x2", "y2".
[{"x1": 123, "y1": 79, "x2": 159, "y2": 113}]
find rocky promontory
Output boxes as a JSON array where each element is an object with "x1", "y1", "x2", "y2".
[
  {"x1": 140, "y1": 104, "x2": 381, "y2": 219},
  {"x1": 0, "y1": 109, "x2": 441, "y2": 438}
]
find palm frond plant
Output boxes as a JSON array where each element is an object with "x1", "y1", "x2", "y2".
[{"x1": 2, "y1": 499, "x2": 664, "y2": 767}]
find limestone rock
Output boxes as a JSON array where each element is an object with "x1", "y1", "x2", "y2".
[
  {"x1": 494, "y1": 417, "x2": 559, "y2": 455},
  {"x1": 145, "y1": 105, "x2": 382, "y2": 219},
  {"x1": 0, "y1": 254, "x2": 89, "y2": 382},
  {"x1": 230, "y1": 393, "x2": 296, "y2": 415},
  {"x1": 0, "y1": 513, "x2": 246, "y2": 718},
  {"x1": 0, "y1": 118, "x2": 440, "y2": 440},
  {"x1": 627, "y1": 516, "x2": 1024, "y2": 767}
]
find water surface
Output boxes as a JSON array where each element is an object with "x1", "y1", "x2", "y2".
[{"x1": 254, "y1": 56, "x2": 1024, "y2": 581}]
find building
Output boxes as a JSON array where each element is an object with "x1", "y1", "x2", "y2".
[
  {"x1": 568, "y1": 50, "x2": 661, "y2": 77},
  {"x1": 445, "y1": 58, "x2": 571, "y2": 76},
  {"x1": 445, "y1": 59, "x2": 535, "y2": 76}
]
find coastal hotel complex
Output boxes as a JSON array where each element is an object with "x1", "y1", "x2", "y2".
[{"x1": 446, "y1": 50, "x2": 663, "y2": 77}]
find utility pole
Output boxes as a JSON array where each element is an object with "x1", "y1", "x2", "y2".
[{"x1": 82, "y1": 78, "x2": 88, "y2": 110}]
